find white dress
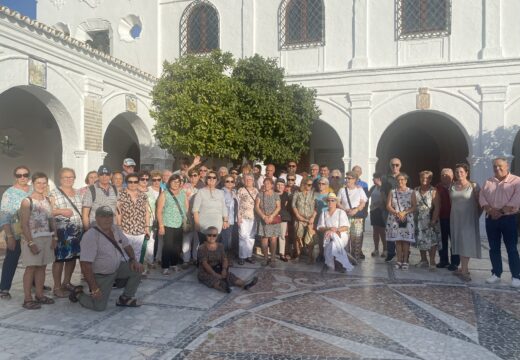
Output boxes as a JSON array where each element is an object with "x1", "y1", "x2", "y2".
[{"x1": 317, "y1": 208, "x2": 354, "y2": 272}]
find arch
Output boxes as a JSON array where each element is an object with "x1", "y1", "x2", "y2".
[
  {"x1": 180, "y1": 0, "x2": 220, "y2": 55},
  {"x1": 310, "y1": 119, "x2": 345, "y2": 172},
  {"x1": 375, "y1": 110, "x2": 470, "y2": 186},
  {"x1": 315, "y1": 97, "x2": 349, "y2": 158},
  {"x1": 371, "y1": 89, "x2": 478, "y2": 162},
  {"x1": 103, "y1": 112, "x2": 141, "y2": 171},
  {"x1": 279, "y1": 0, "x2": 325, "y2": 49},
  {"x1": 0, "y1": 86, "x2": 71, "y2": 184}
]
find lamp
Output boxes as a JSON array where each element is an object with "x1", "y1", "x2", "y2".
[{"x1": 0, "y1": 135, "x2": 14, "y2": 154}]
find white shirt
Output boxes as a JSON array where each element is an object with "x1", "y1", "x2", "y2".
[
  {"x1": 278, "y1": 173, "x2": 303, "y2": 187},
  {"x1": 338, "y1": 186, "x2": 368, "y2": 210}
]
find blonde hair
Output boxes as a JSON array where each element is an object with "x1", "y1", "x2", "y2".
[{"x1": 419, "y1": 170, "x2": 433, "y2": 178}]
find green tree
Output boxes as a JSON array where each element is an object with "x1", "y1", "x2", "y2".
[{"x1": 151, "y1": 50, "x2": 320, "y2": 163}]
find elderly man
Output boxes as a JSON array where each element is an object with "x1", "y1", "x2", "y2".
[
  {"x1": 279, "y1": 161, "x2": 303, "y2": 187},
  {"x1": 435, "y1": 168, "x2": 460, "y2": 269},
  {"x1": 122, "y1": 158, "x2": 136, "y2": 178},
  {"x1": 257, "y1": 164, "x2": 277, "y2": 189},
  {"x1": 160, "y1": 169, "x2": 173, "y2": 190},
  {"x1": 70, "y1": 206, "x2": 143, "y2": 310},
  {"x1": 380, "y1": 158, "x2": 402, "y2": 262},
  {"x1": 479, "y1": 157, "x2": 520, "y2": 287},
  {"x1": 82, "y1": 165, "x2": 118, "y2": 231}
]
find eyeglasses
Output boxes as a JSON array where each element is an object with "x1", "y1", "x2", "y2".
[
  {"x1": 140, "y1": 177, "x2": 149, "y2": 181},
  {"x1": 199, "y1": 169, "x2": 208, "y2": 172},
  {"x1": 391, "y1": 164, "x2": 400, "y2": 167},
  {"x1": 190, "y1": 174, "x2": 199, "y2": 177},
  {"x1": 127, "y1": 180, "x2": 139, "y2": 184},
  {"x1": 15, "y1": 173, "x2": 30, "y2": 178},
  {"x1": 346, "y1": 177, "x2": 355, "y2": 180},
  {"x1": 152, "y1": 178, "x2": 161, "y2": 182},
  {"x1": 306, "y1": 183, "x2": 313, "y2": 187},
  {"x1": 287, "y1": 178, "x2": 295, "y2": 181},
  {"x1": 326, "y1": 199, "x2": 336, "y2": 202},
  {"x1": 225, "y1": 180, "x2": 235, "y2": 183},
  {"x1": 331, "y1": 176, "x2": 341, "y2": 179},
  {"x1": 206, "y1": 233, "x2": 218, "y2": 238},
  {"x1": 61, "y1": 176, "x2": 75, "y2": 180},
  {"x1": 319, "y1": 182, "x2": 327, "y2": 185},
  {"x1": 288, "y1": 164, "x2": 297, "y2": 168},
  {"x1": 207, "y1": 176, "x2": 217, "y2": 180}
]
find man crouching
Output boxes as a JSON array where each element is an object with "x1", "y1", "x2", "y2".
[{"x1": 69, "y1": 206, "x2": 143, "y2": 310}]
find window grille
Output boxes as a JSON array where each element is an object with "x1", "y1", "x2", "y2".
[
  {"x1": 396, "y1": 0, "x2": 451, "y2": 40},
  {"x1": 279, "y1": 0, "x2": 324, "y2": 49},
  {"x1": 180, "y1": 1, "x2": 220, "y2": 55},
  {"x1": 86, "y1": 30, "x2": 110, "y2": 54}
]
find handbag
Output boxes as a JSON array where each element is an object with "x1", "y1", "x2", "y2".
[{"x1": 168, "y1": 189, "x2": 191, "y2": 232}]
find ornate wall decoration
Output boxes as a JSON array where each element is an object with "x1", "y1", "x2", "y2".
[
  {"x1": 80, "y1": 0, "x2": 102, "y2": 9},
  {"x1": 126, "y1": 94, "x2": 137, "y2": 113},
  {"x1": 416, "y1": 87, "x2": 430, "y2": 110},
  {"x1": 50, "y1": 0, "x2": 66, "y2": 10},
  {"x1": 28, "y1": 58, "x2": 47, "y2": 88}
]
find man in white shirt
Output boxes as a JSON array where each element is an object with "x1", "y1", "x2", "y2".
[{"x1": 278, "y1": 161, "x2": 303, "y2": 187}]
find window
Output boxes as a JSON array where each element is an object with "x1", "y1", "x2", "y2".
[
  {"x1": 396, "y1": 0, "x2": 451, "y2": 40},
  {"x1": 86, "y1": 30, "x2": 110, "y2": 54},
  {"x1": 180, "y1": 1, "x2": 219, "y2": 55},
  {"x1": 279, "y1": 0, "x2": 324, "y2": 49}
]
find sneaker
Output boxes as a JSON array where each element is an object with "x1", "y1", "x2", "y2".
[
  {"x1": 162, "y1": 269, "x2": 170, "y2": 276},
  {"x1": 486, "y1": 274, "x2": 501, "y2": 284},
  {"x1": 371, "y1": 250, "x2": 379, "y2": 257},
  {"x1": 447, "y1": 264, "x2": 458, "y2": 271},
  {"x1": 385, "y1": 254, "x2": 395, "y2": 263},
  {"x1": 512, "y1": 278, "x2": 520, "y2": 288}
]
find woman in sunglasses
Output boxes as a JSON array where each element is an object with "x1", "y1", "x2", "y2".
[
  {"x1": 0, "y1": 166, "x2": 32, "y2": 300},
  {"x1": 117, "y1": 173, "x2": 150, "y2": 268},
  {"x1": 143, "y1": 170, "x2": 162, "y2": 271},
  {"x1": 221, "y1": 176, "x2": 238, "y2": 257}
]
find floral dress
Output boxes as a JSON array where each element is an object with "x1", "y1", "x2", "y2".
[
  {"x1": 386, "y1": 188, "x2": 415, "y2": 243},
  {"x1": 50, "y1": 188, "x2": 82, "y2": 261},
  {"x1": 0, "y1": 186, "x2": 32, "y2": 240},
  {"x1": 257, "y1": 191, "x2": 281, "y2": 237},
  {"x1": 414, "y1": 187, "x2": 440, "y2": 251}
]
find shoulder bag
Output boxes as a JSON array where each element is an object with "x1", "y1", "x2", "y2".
[
  {"x1": 168, "y1": 189, "x2": 191, "y2": 232},
  {"x1": 93, "y1": 226, "x2": 129, "y2": 288}
]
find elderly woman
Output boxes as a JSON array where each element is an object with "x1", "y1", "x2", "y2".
[
  {"x1": 145, "y1": 170, "x2": 163, "y2": 269},
  {"x1": 450, "y1": 163, "x2": 481, "y2": 282},
  {"x1": 255, "y1": 177, "x2": 282, "y2": 267},
  {"x1": 237, "y1": 163, "x2": 253, "y2": 189},
  {"x1": 275, "y1": 179, "x2": 292, "y2": 262},
  {"x1": 368, "y1": 173, "x2": 387, "y2": 258},
  {"x1": 20, "y1": 172, "x2": 57, "y2": 309},
  {"x1": 221, "y1": 175, "x2": 237, "y2": 255},
  {"x1": 192, "y1": 170, "x2": 228, "y2": 244},
  {"x1": 386, "y1": 173, "x2": 416, "y2": 270},
  {"x1": 338, "y1": 171, "x2": 368, "y2": 261},
  {"x1": 182, "y1": 170, "x2": 202, "y2": 264},
  {"x1": 0, "y1": 166, "x2": 32, "y2": 300},
  {"x1": 317, "y1": 193, "x2": 353, "y2": 273},
  {"x1": 79, "y1": 170, "x2": 98, "y2": 197},
  {"x1": 216, "y1": 166, "x2": 229, "y2": 189},
  {"x1": 157, "y1": 174, "x2": 189, "y2": 274},
  {"x1": 49, "y1": 168, "x2": 83, "y2": 298},
  {"x1": 314, "y1": 177, "x2": 331, "y2": 263},
  {"x1": 292, "y1": 178, "x2": 316, "y2": 260},
  {"x1": 198, "y1": 227, "x2": 257, "y2": 292},
  {"x1": 329, "y1": 169, "x2": 344, "y2": 194},
  {"x1": 237, "y1": 174, "x2": 258, "y2": 265},
  {"x1": 414, "y1": 171, "x2": 441, "y2": 270},
  {"x1": 111, "y1": 171, "x2": 124, "y2": 193},
  {"x1": 117, "y1": 173, "x2": 150, "y2": 266}
]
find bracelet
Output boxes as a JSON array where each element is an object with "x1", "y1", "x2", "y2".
[
  {"x1": 92, "y1": 288, "x2": 101, "y2": 295},
  {"x1": 27, "y1": 241, "x2": 34, "y2": 247}
]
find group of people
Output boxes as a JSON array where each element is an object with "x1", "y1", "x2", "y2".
[{"x1": 1, "y1": 155, "x2": 519, "y2": 312}]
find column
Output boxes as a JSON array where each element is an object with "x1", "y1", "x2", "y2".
[
  {"x1": 347, "y1": 92, "x2": 372, "y2": 175},
  {"x1": 349, "y1": 0, "x2": 368, "y2": 69},
  {"x1": 473, "y1": 85, "x2": 508, "y2": 183},
  {"x1": 479, "y1": 0, "x2": 503, "y2": 60}
]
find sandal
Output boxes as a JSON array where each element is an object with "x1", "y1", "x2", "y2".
[
  {"x1": 68, "y1": 286, "x2": 84, "y2": 303},
  {"x1": 22, "y1": 300, "x2": 41, "y2": 310},
  {"x1": 53, "y1": 288, "x2": 69, "y2": 298},
  {"x1": 456, "y1": 272, "x2": 472, "y2": 282},
  {"x1": 245, "y1": 257, "x2": 256, "y2": 264},
  {"x1": 279, "y1": 255, "x2": 288, "y2": 262},
  {"x1": 35, "y1": 295, "x2": 55, "y2": 305},
  {"x1": 0, "y1": 290, "x2": 11, "y2": 300},
  {"x1": 238, "y1": 259, "x2": 245, "y2": 265},
  {"x1": 401, "y1": 263, "x2": 409, "y2": 271},
  {"x1": 394, "y1": 262, "x2": 402, "y2": 270},
  {"x1": 62, "y1": 283, "x2": 76, "y2": 292},
  {"x1": 116, "y1": 295, "x2": 141, "y2": 307},
  {"x1": 243, "y1": 276, "x2": 258, "y2": 290}
]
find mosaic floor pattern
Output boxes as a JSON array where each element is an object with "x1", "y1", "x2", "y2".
[{"x1": 0, "y1": 238, "x2": 519, "y2": 360}]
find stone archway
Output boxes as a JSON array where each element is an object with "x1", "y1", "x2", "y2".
[
  {"x1": 103, "y1": 112, "x2": 142, "y2": 171},
  {"x1": 0, "y1": 86, "x2": 65, "y2": 187},
  {"x1": 310, "y1": 119, "x2": 345, "y2": 173},
  {"x1": 376, "y1": 111, "x2": 469, "y2": 187}
]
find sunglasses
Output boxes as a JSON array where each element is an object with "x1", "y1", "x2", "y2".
[
  {"x1": 206, "y1": 233, "x2": 218, "y2": 238},
  {"x1": 207, "y1": 176, "x2": 217, "y2": 180},
  {"x1": 190, "y1": 174, "x2": 199, "y2": 177},
  {"x1": 152, "y1": 178, "x2": 161, "y2": 182},
  {"x1": 225, "y1": 180, "x2": 235, "y2": 183},
  {"x1": 287, "y1": 178, "x2": 295, "y2": 181},
  {"x1": 15, "y1": 173, "x2": 30, "y2": 178},
  {"x1": 140, "y1": 177, "x2": 149, "y2": 181},
  {"x1": 306, "y1": 183, "x2": 313, "y2": 187},
  {"x1": 231, "y1": 171, "x2": 238, "y2": 175},
  {"x1": 346, "y1": 177, "x2": 355, "y2": 180},
  {"x1": 331, "y1": 176, "x2": 341, "y2": 179},
  {"x1": 127, "y1": 180, "x2": 139, "y2": 184}
]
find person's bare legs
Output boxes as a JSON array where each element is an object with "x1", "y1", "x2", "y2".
[
  {"x1": 402, "y1": 242, "x2": 410, "y2": 265},
  {"x1": 428, "y1": 246, "x2": 437, "y2": 266},
  {"x1": 372, "y1": 228, "x2": 380, "y2": 252},
  {"x1": 261, "y1": 237, "x2": 269, "y2": 262},
  {"x1": 395, "y1": 241, "x2": 402, "y2": 263},
  {"x1": 34, "y1": 266, "x2": 46, "y2": 299},
  {"x1": 420, "y1": 250, "x2": 428, "y2": 263},
  {"x1": 269, "y1": 237, "x2": 277, "y2": 262},
  {"x1": 23, "y1": 267, "x2": 36, "y2": 302},
  {"x1": 460, "y1": 256, "x2": 470, "y2": 274},
  {"x1": 52, "y1": 262, "x2": 64, "y2": 291},
  {"x1": 63, "y1": 260, "x2": 76, "y2": 287}
]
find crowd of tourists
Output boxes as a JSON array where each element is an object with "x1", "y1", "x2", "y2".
[{"x1": 0, "y1": 155, "x2": 519, "y2": 311}]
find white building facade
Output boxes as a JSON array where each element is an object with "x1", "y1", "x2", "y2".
[{"x1": 3, "y1": 0, "x2": 520, "y2": 186}]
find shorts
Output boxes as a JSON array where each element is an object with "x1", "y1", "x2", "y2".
[
  {"x1": 370, "y1": 208, "x2": 386, "y2": 228},
  {"x1": 21, "y1": 235, "x2": 55, "y2": 266}
]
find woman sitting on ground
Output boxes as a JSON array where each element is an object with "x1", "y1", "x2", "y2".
[{"x1": 197, "y1": 226, "x2": 257, "y2": 293}]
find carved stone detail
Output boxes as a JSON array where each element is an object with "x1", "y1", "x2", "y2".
[{"x1": 416, "y1": 87, "x2": 431, "y2": 110}]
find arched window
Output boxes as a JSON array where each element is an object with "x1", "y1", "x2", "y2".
[
  {"x1": 279, "y1": 0, "x2": 324, "y2": 49},
  {"x1": 180, "y1": 1, "x2": 220, "y2": 55}
]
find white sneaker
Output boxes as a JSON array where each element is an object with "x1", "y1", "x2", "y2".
[
  {"x1": 486, "y1": 274, "x2": 501, "y2": 284},
  {"x1": 512, "y1": 278, "x2": 520, "y2": 288},
  {"x1": 162, "y1": 269, "x2": 170, "y2": 276}
]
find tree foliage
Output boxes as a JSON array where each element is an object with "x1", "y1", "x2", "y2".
[{"x1": 151, "y1": 50, "x2": 320, "y2": 163}]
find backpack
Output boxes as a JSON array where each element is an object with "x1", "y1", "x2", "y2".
[{"x1": 89, "y1": 184, "x2": 118, "y2": 203}]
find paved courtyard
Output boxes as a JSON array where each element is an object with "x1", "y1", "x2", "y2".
[{"x1": 0, "y1": 235, "x2": 519, "y2": 360}]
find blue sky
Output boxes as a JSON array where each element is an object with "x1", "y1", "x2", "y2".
[{"x1": 0, "y1": 0, "x2": 36, "y2": 19}]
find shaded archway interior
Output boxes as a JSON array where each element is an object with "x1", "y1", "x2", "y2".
[
  {"x1": 103, "y1": 113, "x2": 140, "y2": 172},
  {"x1": 376, "y1": 111, "x2": 469, "y2": 187},
  {"x1": 0, "y1": 87, "x2": 62, "y2": 188},
  {"x1": 304, "y1": 119, "x2": 344, "y2": 173},
  {"x1": 511, "y1": 130, "x2": 520, "y2": 175}
]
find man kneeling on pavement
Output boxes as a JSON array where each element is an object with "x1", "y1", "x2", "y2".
[{"x1": 69, "y1": 206, "x2": 143, "y2": 311}]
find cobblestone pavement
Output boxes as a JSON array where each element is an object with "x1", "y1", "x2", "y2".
[{"x1": 0, "y1": 235, "x2": 519, "y2": 360}]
